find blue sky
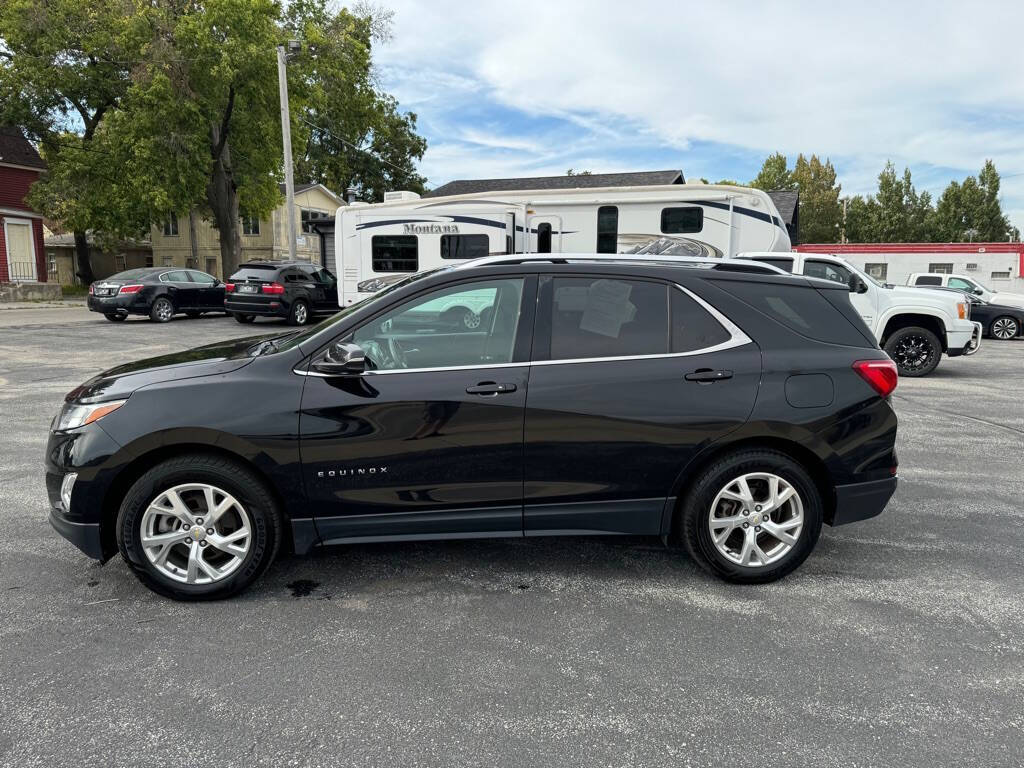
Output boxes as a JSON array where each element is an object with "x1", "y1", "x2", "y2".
[{"x1": 375, "y1": 0, "x2": 1024, "y2": 234}]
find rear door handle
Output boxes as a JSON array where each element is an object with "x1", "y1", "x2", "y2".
[
  {"x1": 466, "y1": 382, "x2": 518, "y2": 395},
  {"x1": 685, "y1": 369, "x2": 733, "y2": 383}
]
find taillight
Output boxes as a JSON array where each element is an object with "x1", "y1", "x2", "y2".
[
  {"x1": 262, "y1": 282, "x2": 285, "y2": 295},
  {"x1": 118, "y1": 284, "x2": 143, "y2": 294},
  {"x1": 224, "y1": 282, "x2": 235, "y2": 292},
  {"x1": 853, "y1": 359, "x2": 898, "y2": 397},
  {"x1": 88, "y1": 284, "x2": 94, "y2": 295}
]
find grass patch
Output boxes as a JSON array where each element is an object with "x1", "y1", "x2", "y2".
[{"x1": 61, "y1": 284, "x2": 89, "y2": 297}]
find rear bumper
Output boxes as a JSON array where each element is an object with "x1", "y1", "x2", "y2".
[
  {"x1": 225, "y1": 297, "x2": 287, "y2": 317},
  {"x1": 87, "y1": 295, "x2": 146, "y2": 316},
  {"x1": 829, "y1": 476, "x2": 897, "y2": 526}
]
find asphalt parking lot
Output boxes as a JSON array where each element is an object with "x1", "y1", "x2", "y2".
[{"x1": 1, "y1": 306, "x2": 1022, "y2": 768}]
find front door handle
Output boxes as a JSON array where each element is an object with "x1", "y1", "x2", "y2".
[
  {"x1": 685, "y1": 369, "x2": 733, "y2": 383},
  {"x1": 466, "y1": 382, "x2": 518, "y2": 395}
]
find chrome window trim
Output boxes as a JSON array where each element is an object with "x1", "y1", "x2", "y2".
[{"x1": 295, "y1": 282, "x2": 751, "y2": 377}]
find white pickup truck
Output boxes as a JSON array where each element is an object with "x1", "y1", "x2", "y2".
[{"x1": 736, "y1": 252, "x2": 982, "y2": 377}]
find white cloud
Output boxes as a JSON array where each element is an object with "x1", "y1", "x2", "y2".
[{"x1": 376, "y1": 0, "x2": 1024, "y2": 227}]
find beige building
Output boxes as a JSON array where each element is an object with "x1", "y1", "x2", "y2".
[
  {"x1": 43, "y1": 230, "x2": 153, "y2": 285},
  {"x1": 149, "y1": 183, "x2": 344, "y2": 279}
]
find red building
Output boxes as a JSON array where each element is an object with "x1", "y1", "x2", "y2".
[{"x1": 0, "y1": 127, "x2": 47, "y2": 283}]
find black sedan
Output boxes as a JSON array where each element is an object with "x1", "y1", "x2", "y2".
[
  {"x1": 926, "y1": 286, "x2": 1024, "y2": 340},
  {"x1": 88, "y1": 268, "x2": 227, "y2": 323}
]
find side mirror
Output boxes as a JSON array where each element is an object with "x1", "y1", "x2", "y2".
[
  {"x1": 848, "y1": 275, "x2": 868, "y2": 294},
  {"x1": 973, "y1": 288, "x2": 984, "y2": 296},
  {"x1": 312, "y1": 342, "x2": 366, "y2": 376}
]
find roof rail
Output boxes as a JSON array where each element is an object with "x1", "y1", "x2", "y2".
[{"x1": 456, "y1": 253, "x2": 789, "y2": 275}]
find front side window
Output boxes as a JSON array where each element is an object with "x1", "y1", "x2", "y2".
[
  {"x1": 948, "y1": 277, "x2": 975, "y2": 291},
  {"x1": 372, "y1": 235, "x2": 418, "y2": 272},
  {"x1": 804, "y1": 260, "x2": 852, "y2": 285},
  {"x1": 351, "y1": 278, "x2": 525, "y2": 370},
  {"x1": 440, "y1": 234, "x2": 489, "y2": 260},
  {"x1": 661, "y1": 207, "x2": 703, "y2": 234},
  {"x1": 597, "y1": 206, "x2": 618, "y2": 253},
  {"x1": 548, "y1": 277, "x2": 669, "y2": 360}
]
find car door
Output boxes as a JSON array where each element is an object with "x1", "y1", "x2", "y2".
[
  {"x1": 299, "y1": 275, "x2": 536, "y2": 543},
  {"x1": 187, "y1": 270, "x2": 224, "y2": 310},
  {"x1": 161, "y1": 270, "x2": 196, "y2": 309},
  {"x1": 522, "y1": 273, "x2": 761, "y2": 535}
]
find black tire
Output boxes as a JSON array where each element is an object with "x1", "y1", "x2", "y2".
[
  {"x1": 185, "y1": 311, "x2": 202, "y2": 319},
  {"x1": 989, "y1": 315, "x2": 1019, "y2": 340},
  {"x1": 233, "y1": 313, "x2": 256, "y2": 324},
  {"x1": 287, "y1": 299, "x2": 309, "y2": 326},
  {"x1": 679, "y1": 449, "x2": 823, "y2": 584},
  {"x1": 443, "y1": 306, "x2": 482, "y2": 331},
  {"x1": 116, "y1": 454, "x2": 282, "y2": 601},
  {"x1": 883, "y1": 326, "x2": 941, "y2": 377},
  {"x1": 150, "y1": 296, "x2": 175, "y2": 323},
  {"x1": 104, "y1": 313, "x2": 126, "y2": 322}
]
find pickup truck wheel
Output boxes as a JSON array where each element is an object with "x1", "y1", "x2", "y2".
[
  {"x1": 884, "y1": 327, "x2": 941, "y2": 377},
  {"x1": 990, "y1": 316, "x2": 1019, "y2": 340},
  {"x1": 679, "y1": 449, "x2": 823, "y2": 583}
]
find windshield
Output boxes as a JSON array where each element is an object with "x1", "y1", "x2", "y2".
[{"x1": 271, "y1": 268, "x2": 444, "y2": 354}]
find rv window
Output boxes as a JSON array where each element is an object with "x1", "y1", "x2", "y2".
[
  {"x1": 440, "y1": 234, "x2": 490, "y2": 260},
  {"x1": 536, "y1": 223, "x2": 552, "y2": 253},
  {"x1": 597, "y1": 206, "x2": 618, "y2": 253},
  {"x1": 661, "y1": 207, "x2": 703, "y2": 234},
  {"x1": 372, "y1": 235, "x2": 418, "y2": 272}
]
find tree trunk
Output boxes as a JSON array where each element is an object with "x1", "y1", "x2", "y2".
[
  {"x1": 206, "y1": 135, "x2": 241, "y2": 278},
  {"x1": 73, "y1": 230, "x2": 94, "y2": 285},
  {"x1": 188, "y1": 209, "x2": 200, "y2": 270}
]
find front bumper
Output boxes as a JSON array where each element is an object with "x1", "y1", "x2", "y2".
[
  {"x1": 830, "y1": 476, "x2": 897, "y2": 526},
  {"x1": 946, "y1": 321, "x2": 983, "y2": 357},
  {"x1": 48, "y1": 509, "x2": 104, "y2": 560}
]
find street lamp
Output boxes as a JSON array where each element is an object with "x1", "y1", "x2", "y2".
[{"x1": 277, "y1": 40, "x2": 301, "y2": 261}]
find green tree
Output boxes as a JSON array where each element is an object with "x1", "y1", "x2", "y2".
[
  {"x1": 749, "y1": 152, "x2": 795, "y2": 191},
  {"x1": 791, "y1": 154, "x2": 842, "y2": 243},
  {"x1": 0, "y1": 0, "x2": 146, "y2": 283},
  {"x1": 933, "y1": 161, "x2": 1013, "y2": 242},
  {"x1": 842, "y1": 195, "x2": 879, "y2": 243}
]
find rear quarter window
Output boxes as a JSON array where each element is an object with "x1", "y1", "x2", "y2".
[{"x1": 714, "y1": 280, "x2": 873, "y2": 347}]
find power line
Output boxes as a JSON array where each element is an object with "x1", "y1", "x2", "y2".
[{"x1": 301, "y1": 118, "x2": 413, "y2": 177}]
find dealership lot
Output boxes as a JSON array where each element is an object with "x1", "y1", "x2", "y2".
[{"x1": 1, "y1": 307, "x2": 1021, "y2": 767}]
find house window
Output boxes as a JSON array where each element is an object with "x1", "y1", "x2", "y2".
[
  {"x1": 162, "y1": 213, "x2": 179, "y2": 236},
  {"x1": 301, "y1": 209, "x2": 331, "y2": 233},
  {"x1": 115, "y1": 254, "x2": 127, "y2": 271},
  {"x1": 241, "y1": 214, "x2": 260, "y2": 236},
  {"x1": 145, "y1": 256, "x2": 154, "y2": 267},
  {"x1": 206, "y1": 258, "x2": 218, "y2": 278},
  {"x1": 865, "y1": 263, "x2": 888, "y2": 280},
  {"x1": 48, "y1": 253, "x2": 57, "y2": 274},
  {"x1": 597, "y1": 206, "x2": 618, "y2": 253},
  {"x1": 661, "y1": 207, "x2": 703, "y2": 234},
  {"x1": 371, "y1": 235, "x2": 418, "y2": 272},
  {"x1": 186, "y1": 257, "x2": 198, "y2": 269},
  {"x1": 440, "y1": 234, "x2": 489, "y2": 260},
  {"x1": 162, "y1": 254, "x2": 173, "y2": 266},
  {"x1": 991, "y1": 271, "x2": 1011, "y2": 279},
  {"x1": 928, "y1": 262, "x2": 953, "y2": 274}
]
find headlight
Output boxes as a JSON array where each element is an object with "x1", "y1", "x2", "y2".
[{"x1": 56, "y1": 399, "x2": 126, "y2": 431}]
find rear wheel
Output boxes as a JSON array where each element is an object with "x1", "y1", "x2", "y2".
[
  {"x1": 116, "y1": 454, "x2": 282, "y2": 600},
  {"x1": 287, "y1": 299, "x2": 309, "y2": 326},
  {"x1": 150, "y1": 297, "x2": 174, "y2": 323},
  {"x1": 990, "y1": 316, "x2": 1019, "y2": 340},
  {"x1": 233, "y1": 313, "x2": 255, "y2": 324},
  {"x1": 104, "y1": 313, "x2": 126, "y2": 322},
  {"x1": 884, "y1": 326, "x2": 941, "y2": 377},
  {"x1": 680, "y1": 449, "x2": 823, "y2": 583}
]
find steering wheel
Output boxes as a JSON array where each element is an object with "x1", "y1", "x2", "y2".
[{"x1": 387, "y1": 336, "x2": 408, "y2": 369}]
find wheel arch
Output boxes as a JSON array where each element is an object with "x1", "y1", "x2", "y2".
[
  {"x1": 98, "y1": 441, "x2": 294, "y2": 560},
  {"x1": 664, "y1": 435, "x2": 837, "y2": 537},
  {"x1": 879, "y1": 312, "x2": 947, "y2": 351}
]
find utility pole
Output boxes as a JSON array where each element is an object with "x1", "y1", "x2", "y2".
[{"x1": 277, "y1": 42, "x2": 300, "y2": 261}]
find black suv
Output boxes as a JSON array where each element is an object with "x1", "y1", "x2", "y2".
[
  {"x1": 225, "y1": 260, "x2": 338, "y2": 325},
  {"x1": 47, "y1": 255, "x2": 899, "y2": 600}
]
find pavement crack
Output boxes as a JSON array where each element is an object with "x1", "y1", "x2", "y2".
[{"x1": 893, "y1": 392, "x2": 1024, "y2": 437}]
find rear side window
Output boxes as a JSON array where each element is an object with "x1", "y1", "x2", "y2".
[
  {"x1": 440, "y1": 234, "x2": 489, "y2": 260},
  {"x1": 915, "y1": 275, "x2": 942, "y2": 286},
  {"x1": 671, "y1": 290, "x2": 731, "y2": 352},
  {"x1": 752, "y1": 257, "x2": 794, "y2": 273},
  {"x1": 661, "y1": 207, "x2": 703, "y2": 234},
  {"x1": 372, "y1": 235, "x2": 418, "y2": 272},
  {"x1": 549, "y1": 278, "x2": 668, "y2": 360},
  {"x1": 715, "y1": 280, "x2": 871, "y2": 347}
]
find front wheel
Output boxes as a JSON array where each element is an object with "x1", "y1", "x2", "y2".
[
  {"x1": 116, "y1": 454, "x2": 282, "y2": 600},
  {"x1": 680, "y1": 450, "x2": 823, "y2": 583},
  {"x1": 150, "y1": 297, "x2": 174, "y2": 323},
  {"x1": 990, "y1": 316, "x2": 1019, "y2": 340},
  {"x1": 884, "y1": 326, "x2": 941, "y2": 377}
]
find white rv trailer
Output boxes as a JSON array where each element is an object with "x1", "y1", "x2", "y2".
[{"x1": 333, "y1": 184, "x2": 791, "y2": 306}]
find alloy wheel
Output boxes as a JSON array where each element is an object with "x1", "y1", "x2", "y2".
[
  {"x1": 708, "y1": 472, "x2": 804, "y2": 567},
  {"x1": 891, "y1": 334, "x2": 934, "y2": 373},
  {"x1": 992, "y1": 317, "x2": 1018, "y2": 340},
  {"x1": 462, "y1": 310, "x2": 482, "y2": 330},
  {"x1": 155, "y1": 300, "x2": 173, "y2": 322},
  {"x1": 294, "y1": 303, "x2": 308, "y2": 324},
  {"x1": 140, "y1": 483, "x2": 252, "y2": 585}
]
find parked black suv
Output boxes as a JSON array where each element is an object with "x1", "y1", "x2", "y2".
[
  {"x1": 225, "y1": 260, "x2": 338, "y2": 325},
  {"x1": 87, "y1": 267, "x2": 226, "y2": 322},
  {"x1": 47, "y1": 255, "x2": 899, "y2": 600}
]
